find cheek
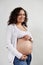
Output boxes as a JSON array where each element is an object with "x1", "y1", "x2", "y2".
[
  {"x1": 17, "y1": 16, "x2": 25, "y2": 22},
  {"x1": 17, "y1": 17, "x2": 20, "y2": 21},
  {"x1": 18, "y1": 16, "x2": 25, "y2": 20}
]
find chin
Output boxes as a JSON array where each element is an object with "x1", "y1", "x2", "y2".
[{"x1": 20, "y1": 20, "x2": 25, "y2": 23}]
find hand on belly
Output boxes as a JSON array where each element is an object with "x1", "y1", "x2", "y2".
[{"x1": 16, "y1": 38, "x2": 33, "y2": 55}]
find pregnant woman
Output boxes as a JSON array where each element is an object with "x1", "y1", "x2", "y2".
[{"x1": 6, "y1": 7, "x2": 33, "y2": 65}]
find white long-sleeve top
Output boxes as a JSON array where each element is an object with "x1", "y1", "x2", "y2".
[{"x1": 6, "y1": 24, "x2": 33, "y2": 64}]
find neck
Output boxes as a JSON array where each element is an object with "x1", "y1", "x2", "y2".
[{"x1": 16, "y1": 23, "x2": 22, "y2": 26}]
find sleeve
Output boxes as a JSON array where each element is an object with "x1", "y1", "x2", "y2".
[
  {"x1": 6, "y1": 25, "x2": 23, "y2": 59},
  {"x1": 29, "y1": 33, "x2": 33, "y2": 42},
  {"x1": 27, "y1": 27, "x2": 33, "y2": 42}
]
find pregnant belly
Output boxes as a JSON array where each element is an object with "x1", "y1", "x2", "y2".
[{"x1": 16, "y1": 39, "x2": 33, "y2": 55}]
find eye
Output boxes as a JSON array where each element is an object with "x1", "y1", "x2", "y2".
[{"x1": 18, "y1": 14, "x2": 25, "y2": 16}]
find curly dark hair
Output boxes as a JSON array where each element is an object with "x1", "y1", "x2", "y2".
[{"x1": 7, "y1": 7, "x2": 28, "y2": 27}]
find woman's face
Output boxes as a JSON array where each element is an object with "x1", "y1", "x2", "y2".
[{"x1": 17, "y1": 10, "x2": 25, "y2": 23}]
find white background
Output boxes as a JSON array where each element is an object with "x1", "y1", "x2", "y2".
[{"x1": 0, "y1": 0, "x2": 43, "y2": 65}]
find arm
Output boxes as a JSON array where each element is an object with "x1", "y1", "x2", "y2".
[
  {"x1": 28, "y1": 33, "x2": 33, "y2": 43},
  {"x1": 6, "y1": 25, "x2": 23, "y2": 59},
  {"x1": 18, "y1": 35, "x2": 33, "y2": 43},
  {"x1": 24, "y1": 26, "x2": 33, "y2": 43}
]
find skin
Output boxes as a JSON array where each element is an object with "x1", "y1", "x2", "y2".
[
  {"x1": 16, "y1": 10, "x2": 33, "y2": 60},
  {"x1": 17, "y1": 35, "x2": 32, "y2": 60},
  {"x1": 17, "y1": 10, "x2": 25, "y2": 24}
]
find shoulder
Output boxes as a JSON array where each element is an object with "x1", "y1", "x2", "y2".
[
  {"x1": 23, "y1": 25, "x2": 28, "y2": 30},
  {"x1": 7, "y1": 24, "x2": 16, "y2": 33},
  {"x1": 7, "y1": 24, "x2": 15, "y2": 30}
]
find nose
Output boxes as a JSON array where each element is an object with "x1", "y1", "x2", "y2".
[{"x1": 21, "y1": 14, "x2": 25, "y2": 18}]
